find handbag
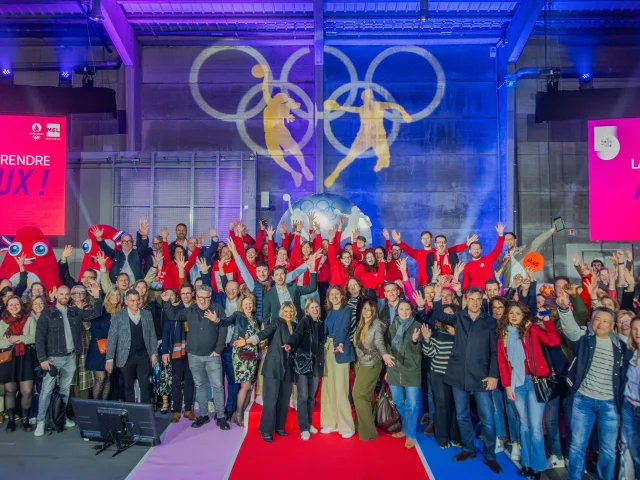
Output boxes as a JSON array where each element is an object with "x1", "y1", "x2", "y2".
[
  {"x1": 373, "y1": 381, "x2": 402, "y2": 434},
  {"x1": 0, "y1": 346, "x2": 14, "y2": 365},
  {"x1": 96, "y1": 338, "x2": 108, "y2": 355},
  {"x1": 527, "y1": 332, "x2": 552, "y2": 403},
  {"x1": 238, "y1": 349, "x2": 256, "y2": 361},
  {"x1": 292, "y1": 328, "x2": 313, "y2": 376}
]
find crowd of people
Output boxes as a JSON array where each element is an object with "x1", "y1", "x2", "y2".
[{"x1": 0, "y1": 214, "x2": 639, "y2": 480}]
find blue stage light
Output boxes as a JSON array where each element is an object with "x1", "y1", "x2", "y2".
[
  {"x1": 581, "y1": 72, "x2": 591, "y2": 81},
  {"x1": 59, "y1": 70, "x2": 72, "y2": 87},
  {"x1": 1, "y1": 69, "x2": 11, "y2": 76},
  {"x1": 579, "y1": 72, "x2": 593, "y2": 90}
]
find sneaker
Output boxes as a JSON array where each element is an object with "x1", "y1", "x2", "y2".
[
  {"x1": 34, "y1": 421, "x2": 45, "y2": 437},
  {"x1": 301, "y1": 431, "x2": 311, "y2": 441},
  {"x1": 64, "y1": 417, "x2": 76, "y2": 428},
  {"x1": 255, "y1": 395, "x2": 263, "y2": 406},
  {"x1": 309, "y1": 425, "x2": 318, "y2": 434},
  {"x1": 341, "y1": 432, "x2": 354, "y2": 439},
  {"x1": 547, "y1": 455, "x2": 565, "y2": 469},
  {"x1": 511, "y1": 442, "x2": 521, "y2": 462},
  {"x1": 495, "y1": 437, "x2": 505, "y2": 453},
  {"x1": 207, "y1": 400, "x2": 215, "y2": 414},
  {"x1": 320, "y1": 427, "x2": 337, "y2": 434},
  {"x1": 29, "y1": 417, "x2": 36, "y2": 425}
]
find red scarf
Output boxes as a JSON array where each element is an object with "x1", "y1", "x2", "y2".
[
  {"x1": 4, "y1": 316, "x2": 28, "y2": 356},
  {"x1": 436, "y1": 251, "x2": 452, "y2": 276}
]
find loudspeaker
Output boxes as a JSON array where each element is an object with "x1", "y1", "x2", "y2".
[{"x1": 260, "y1": 192, "x2": 270, "y2": 210}]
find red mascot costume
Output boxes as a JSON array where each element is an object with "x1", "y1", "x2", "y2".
[{"x1": 78, "y1": 224, "x2": 124, "y2": 281}]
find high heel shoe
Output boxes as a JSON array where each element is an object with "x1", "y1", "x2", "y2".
[{"x1": 160, "y1": 396, "x2": 170, "y2": 414}]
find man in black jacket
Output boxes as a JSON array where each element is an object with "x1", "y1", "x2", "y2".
[
  {"x1": 432, "y1": 284, "x2": 502, "y2": 474},
  {"x1": 262, "y1": 264, "x2": 317, "y2": 323},
  {"x1": 92, "y1": 219, "x2": 150, "y2": 284},
  {"x1": 34, "y1": 284, "x2": 103, "y2": 436},
  {"x1": 161, "y1": 285, "x2": 230, "y2": 430}
]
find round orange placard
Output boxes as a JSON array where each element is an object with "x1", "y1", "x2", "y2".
[{"x1": 522, "y1": 252, "x2": 545, "y2": 272}]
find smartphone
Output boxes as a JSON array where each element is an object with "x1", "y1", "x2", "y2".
[
  {"x1": 553, "y1": 217, "x2": 565, "y2": 232},
  {"x1": 538, "y1": 310, "x2": 552, "y2": 317},
  {"x1": 482, "y1": 380, "x2": 488, "y2": 390}
]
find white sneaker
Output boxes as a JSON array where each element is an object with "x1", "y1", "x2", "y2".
[
  {"x1": 320, "y1": 427, "x2": 337, "y2": 434},
  {"x1": 34, "y1": 421, "x2": 45, "y2": 437},
  {"x1": 29, "y1": 417, "x2": 36, "y2": 425},
  {"x1": 255, "y1": 395, "x2": 263, "y2": 406},
  {"x1": 64, "y1": 417, "x2": 76, "y2": 428},
  {"x1": 207, "y1": 400, "x2": 215, "y2": 414},
  {"x1": 309, "y1": 425, "x2": 318, "y2": 434},
  {"x1": 511, "y1": 442, "x2": 521, "y2": 462},
  {"x1": 547, "y1": 455, "x2": 565, "y2": 470},
  {"x1": 301, "y1": 431, "x2": 311, "y2": 441},
  {"x1": 341, "y1": 432, "x2": 354, "y2": 439},
  {"x1": 495, "y1": 437, "x2": 504, "y2": 453}
]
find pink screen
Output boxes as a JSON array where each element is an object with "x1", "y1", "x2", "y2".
[
  {"x1": 589, "y1": 118, "x2": 640, "y2": 241},
  {"x1": 0, "y1": 115, "x2": 67, "y2": 235}
]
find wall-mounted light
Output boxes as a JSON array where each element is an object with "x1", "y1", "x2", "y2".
[
  {"x1": 59, "y1": 70, "x2": 72, "y2": 87},
  {"x1": 418, "y1": 0, "x2": 429, "y2": 21},
  {"x1": 0, "y1": 68, "x2": 13, "y2": 85},
  {"x1": 579, "y1": 72, "x2": 593, "y2": 90}
]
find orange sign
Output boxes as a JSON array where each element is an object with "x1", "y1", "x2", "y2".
[{"x1": 522, "y1": 252, "x2": 545, "y2": 272}]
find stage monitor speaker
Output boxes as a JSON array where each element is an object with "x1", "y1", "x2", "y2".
[
  {"x1": 260, "y1": 192, "x2": 270, "y2": 209},
  {"x1": 0, "y1": 85, "x2": 117, "y2": 117},
  {"x1": 535, "y1": 87, "x2": 640, "y2": 122}
]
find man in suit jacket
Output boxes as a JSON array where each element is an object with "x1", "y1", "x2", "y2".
[
  {"x1": 93, "y1": 222, "x2": 150, "y2": 284},
  {"x1": 262, "y1": 263, "x2": 318, "y2": 324},
  {"x1": 105, "y1": 290, "x2": 158, "y2": 404}
]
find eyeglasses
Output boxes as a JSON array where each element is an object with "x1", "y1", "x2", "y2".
[
  {"x1": 121, "y1": 239, "x2": 133, "y2": 244},
  {"x1": 196, "y1": 296, "x2": 211, "y2": 300},
  {"x1": 71, "y1": 292, "x2": 86, "y2": 297}
]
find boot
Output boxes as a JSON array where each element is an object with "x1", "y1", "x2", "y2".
[
  {"x1": 5, "y1": 408, "x2": 16, "y2": 432},
  {"x1": 21, "y1": 409, "x2": 32, "y2": 432}
]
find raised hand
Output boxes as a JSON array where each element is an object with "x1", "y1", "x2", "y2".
[
  {"x1": 391, "y1": 229, "x2": 401, "y2": 244},
  {"x1": 327, "y1": 226, "x2": 336, "y2": 243},
  {"x1": 62, "y1": 245, "x2": 73, "y2": 259},
  {"x1": 203, "y1": 309, "x2": 219, "y2": 323},
  {"x1": 307, "y1": 212, "x2": 316, "y2": 228},
  {"x1": 278, "y1": 221, "x2": 287, "y2": 235},
  {"x1": 512, "y1": 273, "x2": 523, "y2": 288},
  {"x1": 412, "y1": 290, "x2": 426, "y2": 308},
  {"x1": 563, "y1": 283, "x2": 577, "y2": 297},
  {"x1": 431, "y1": 263, "x2": 441, "y2": 280},
  {"x1": 209, "y1": 226, "x2": 217, "y2": 238},
  {"x1": 434, "y1": 279, "x2": 443, "y2": 299},
  {"x1": 196, "y1": 257, "x2": 211, "y2": 274},
  {"x1": 229, "y1": 219, "x2": 236, "y2": 231},
  {"x1": 152, "y1": 251, "x2": 162, "y2": 268},
  {"x1": 198, "y1": 232, "x2": 206, "y2": 247},
  {"x1": 175, "y1": 256, "x2": 186, "y2": 272},
  {"x1": 306, "y1": 253, "x2": 318, "y2": 273},
  {"x1": 139, "y1": 216, "x2": 150, "y2": 237},
  {"x1": 96, "y1": 250, "x2": 108, "y2": 267},
  {"x1": 15, "y1": 253, "x2": 26, "y2": 271},
  {"x1": 87, "y1": 282, "x2": 100, "y2": 298},
  {"x1": 227, "y1": 238, "x2": 238, "y2": 255},
  {"x1": 160, "y1": 290, "x2": 172, "y2": 302},
  {"x1": 496, "y1": 222, "x2": 506, "y2": 236},
  {"x1": 49, "y1": 286, "x2": 57, "y2": 302},
  {"x1": 454, "y1": 261, "x2": 465, "y2": 279},
  {"x1": 160, "y1": 227, "x2": 169, "y2": 241},
  {"x1": 339, "y1": 215, "x2": 348, "y2": 227},
  {"x1": 382, "y1": 228, "x2": 390, "y2": 241},
  {"x1": 466, "y1": 234, "x2": 478, "y2": 246},
  {"x1": 556, "y1": 288, "x2": 570, "y2": 309},
  {"x1": 90, "y1": 225, "x2": 104, "y2": 241},
  {"x1": 397, "y1": 258, "x2": 408, "y2": 273},
  {"x1": 616, "y1": 249, "x2": 625, "y2": 264},
  {"x1": 421, "y1": 324, "x2": 432, "y2": 342},
  {"x1": 627, "y1": 248, "x2": 633, "y2": 262},
  {"x1": 411, "y1": 328, "x2": 421, "y2": 343},
  {"x1": 266, "y1": 225, "x2": 275, "y2": 241},
  {"x1": 572, "y1": 251, "x2": 580, "y2": 265}
]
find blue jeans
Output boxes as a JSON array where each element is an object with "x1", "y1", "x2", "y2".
[
  {"x1": 568, "y1": 392, "x2": 618, "y2": 480},
  {"x1": 504, "y1": 390, "x2": 520, "y2": 442},
  {"x1": 188, "y1": 353, "x2": 225, "y2": 419},
  {"x1": 514, "y1": 377, "x2": 548, "y2": 472},
  {"x1": 37, "y1": 353, "x2": 76, "y2": 422},
  {"x1": 622, "y1": 400, "x2": 640, "y2": 480},
  {"x1": 222, "y1": 346, "x2": 238, "y2": 414},
  {"x1": 389, "y1": 385, "x2": 421, "y2": 441},
  {"x1": 492, "y1": 389, "x2": 507, "y2": 439},
  {"x1": 545, "y1": 395, "x2": 563, "y2": 457},
  {"x1": 452, "y1": 386, "x2": 496, "y2": 461}
]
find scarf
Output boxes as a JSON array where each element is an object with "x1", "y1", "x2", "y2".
[
  {"x1": 5, "y1": 315, "x2": 28, "y2": 356},
  {"x1": 506, "y1": 326, "x2": 526, "y2": 390},
  {"x1": 436, "y1": 251, "x2": 452, "y2": 275},
  {"x1": 392, "y1": 316, "x2": 413, "y2": 352}
]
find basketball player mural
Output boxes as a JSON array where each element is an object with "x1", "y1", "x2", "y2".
[
  {"x1": 252, "y1": 64, "x2": 314, "y2": 187},
  {"x1": 324, "y1": 89, "x2": 413, "y2": 187}
]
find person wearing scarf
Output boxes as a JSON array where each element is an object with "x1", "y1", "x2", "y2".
[
  {"x1": 0, "y1": 295, "x2": 37, "y2": 432},
  {"x1": 386, "y1": 299, "x2": 423, "y2": 449},
  {"x1": 497, "y1": 302, "x2": 561, "y2": 480}
]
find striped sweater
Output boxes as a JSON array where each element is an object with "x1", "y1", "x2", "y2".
[{"x1": 422, "y1": 329, "x2": 454, "y2": 375}]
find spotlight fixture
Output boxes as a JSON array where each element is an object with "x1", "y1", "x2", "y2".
[
  {"x1": 59, "y1": 70, "x2": 72, "y2": 87},
  {"x1": 418, "y1": 0, "x2": 429, "y2": 21},
  {"x1": 0, "y1": 68, "x2": 13, "y2": 84},
  {"x1": 546, "y1": 72, "x2": 560, "y2": 92},
  {"x1": 87, "y1": 0, "x2": 103, "y2": 21},
  {"x1": 579, "y1": 72, "x2": 593, "y2": 90}
]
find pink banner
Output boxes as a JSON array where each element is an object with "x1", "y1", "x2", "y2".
[{"x1": 589, "y1": 118, "x2": 640, "y2": 241}]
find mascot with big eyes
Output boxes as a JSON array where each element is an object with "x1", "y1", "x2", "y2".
[
  {"x1": 0, "y1": 226, "x2": 62, "y2": 291},
  {"x1": 78, "y1": 224, "x2": 124, "y2": 281}
]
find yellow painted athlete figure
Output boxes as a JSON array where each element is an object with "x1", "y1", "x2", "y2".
[
  {"x1": 324, "y1": 89, "x2": 412, "y2": 187},
  {"x1": 253, "y1": 64, "x2": 313, "y2": 187}
]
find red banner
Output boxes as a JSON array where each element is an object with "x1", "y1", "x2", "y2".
[{"x1": 0, "y1": 115, "x2": 67, "y2": 235}]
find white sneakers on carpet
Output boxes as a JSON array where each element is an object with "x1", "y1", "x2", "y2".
[
  {"x1": 495, "y1": 438, "x2": 505, "y2": 453},
  {"x1": 510, "y1": 442, "x2": 521, "y2": 462},
  {"x1": 547, "y1": 454, "x2": 565, "y2": 469},
  {"x1": 341, "y1": 432, "x2": 354, "y2": 439},
  {"x1": 301, "y1": 431, "x2": 311, "y2": 441},
  {"x1": 254, "y1": 396, "x2": 263, "y2": 406},
  {"x1": 320, "y1": 427, "x2": 337, "y2": 434},
  {"x1": 65, "y1": 417, "x2": 76, "y2": 428},
  {"x1": 34, "y1": 421, "x2": 45, "y2": 437},
  {"x1": 309, "y1": 426, "x2": 318, "y2": 434}
]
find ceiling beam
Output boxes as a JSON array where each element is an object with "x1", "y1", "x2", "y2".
[
  {"x1": 99, "y1": 0, "x2": 136, "y2": 66},
  {"x1": 505, "y1": 0, "x2": 545, "y2": 63}
]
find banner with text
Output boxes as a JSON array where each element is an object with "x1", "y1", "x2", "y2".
[
  {"x1": 0, "y1": 115, "x2": 67, "y2": 235},
  {"x1": 589, "y1": 118, "x2": 640, "y2": 241}
]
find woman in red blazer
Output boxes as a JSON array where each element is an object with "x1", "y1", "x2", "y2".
[{"x1": 497, "y1": 302, "x2": 561, "y2": 480}]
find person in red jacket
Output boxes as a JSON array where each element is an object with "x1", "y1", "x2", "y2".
[
  {"x1": 327, "y1": 226, "x2": 354, "y2": 288},
  {"x1": 394, "y1": 229, "x2": 476, "y2": 287},
  {"x1": 497, "y1": 302, "x2": 561, "y2": 479},
  {"x1": 462, "y1": 222, "x2": 506, "y2": 292},
  {"x1": 354, "y1": 251, "x2": 386, "y2": 301}
]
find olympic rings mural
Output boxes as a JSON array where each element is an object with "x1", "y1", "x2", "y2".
[{"x1": 190, "y1": 45, "x2": 446, "y2": 188}]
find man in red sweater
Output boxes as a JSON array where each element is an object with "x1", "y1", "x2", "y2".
[
  {"x1": 462, "y1": 222, "x2": 505, "y2": 292},
  {"x1": 394, "y1": 229, "x2": 476, "y2": 287}
]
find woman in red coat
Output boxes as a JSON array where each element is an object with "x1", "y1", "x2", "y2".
[
  {"x1": 326, "y1": 227, "x2": 354, "y2": 289},
  {"x1": 497, "y1": 302, "x2": 560, "y2": 480}
]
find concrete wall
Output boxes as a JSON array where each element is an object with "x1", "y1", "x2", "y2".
[{"x1": 514, "y1": 37, "x2": 640, "y2": 280}]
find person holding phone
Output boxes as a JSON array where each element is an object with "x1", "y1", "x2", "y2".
[
  {"x1": 431, "y1": 283, "x2": 503, "y2": 474},
  {"x1": 500, "y1": 222, "x2": 557, "y2": 288}
]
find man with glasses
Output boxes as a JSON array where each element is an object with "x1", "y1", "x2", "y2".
[
  {"x1": 58, "y1": 245, "x2": 99, "y2": 290},
  {"x1": 161, "y1": 284, "x2": 197, "y2": 423},
  {"x1": 161, "y1": 285, "x2": 230, "y2": 430},
  {"x1": 92, "y1": 217, "x2": 150, "y2": 285}
]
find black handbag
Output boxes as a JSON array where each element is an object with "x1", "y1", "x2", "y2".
[
  {"x1": 527, "y1": 333, "x2": 552, "y2": 403},
  {"x1": 374, "y1": 381, "x2": 401, "y2": 434},
  {"x1": 292, "y1": 329, "x2": 313, "y2": 375}
]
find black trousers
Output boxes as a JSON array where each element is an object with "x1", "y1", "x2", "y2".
[
  {"x1": 431, "y1": 371, "x2": 460, "y2": 446},
  {"x1": 121, "y1": 350, "x2": 152, "y2": 404},
  {"x1": 421, "y1": 355, "x2": 431, "y2": 415},
  {"x1": 260, "y1": 376, "x2": 292, "y2": 434},
  {"x1": 171, "y1": 356, "x2": 195, "y2": 413},
  {"x1": 318, "y1": 282, "x2": 329, "y2": 319},
  {"x1": 296, "y1": 374, "x2": 319, "y2": 432}
]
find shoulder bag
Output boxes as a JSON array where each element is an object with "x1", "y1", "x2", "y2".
[
  {"x1": 0, "y1": 345, "x2": 14, "y2": 364},
  {"x1": 374, "y1": 380, "x2": 401, "y2": 434},
  {"x1": 527, "y1": 329, "x2": 551, "y2": 403},
  {"x1": 292, "y1": 327, "x2": 313, "y2": 375}
]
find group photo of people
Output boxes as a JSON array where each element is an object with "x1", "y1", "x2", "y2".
[{"x1": 0, "y1": 213, "x2": 638, "y2": 480}]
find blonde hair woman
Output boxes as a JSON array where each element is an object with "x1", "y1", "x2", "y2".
[
  {"x1": 282, "y1": 298, "x2": 325, "y2": 440},
  {"x1": 234, "y1": 301, "x2": 298, "y2": 442}
]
